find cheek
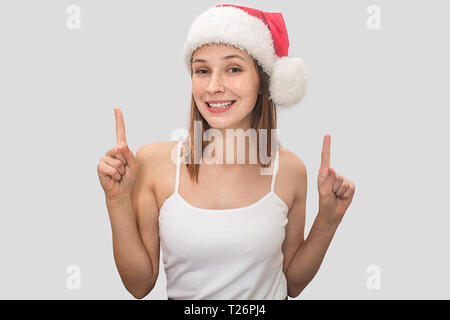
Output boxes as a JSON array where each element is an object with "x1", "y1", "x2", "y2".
[
  {"x1": 191, "y1": 86, "x2": 203, "y2": 103},
  {"x1": 191, "y1": 84, "x2": 207, "y2": 110},
  {"x1": 234, "y1": 75, "x2": 258, "y2": 95},
  {"x1": 192, "y1": 79, "x2": 207, "y2": 95}
]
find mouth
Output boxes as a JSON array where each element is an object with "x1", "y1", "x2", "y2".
[{"x1": 205, "y1": 100, "x2": 236, "y2": 113}]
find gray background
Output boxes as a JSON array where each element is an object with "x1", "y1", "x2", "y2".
[{"x1": 0, "y1": 0, "x2": 448, "y2": 299}]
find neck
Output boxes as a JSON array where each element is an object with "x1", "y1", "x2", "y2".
[{"x1": 203, "y1": 122, "x2": 253, "y2": 166}]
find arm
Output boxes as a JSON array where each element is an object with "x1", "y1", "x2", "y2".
[
  {"x1": 286, "y1": 134, "x2": 355, "y2": 297},
  {"x1": 280, "y1": 148, "x2": 339, "y2": 297},
  {"x1": 285, "y1": 214, "x2": 339, "y2": 297},
  {"x1": 106, "y1": 145, "x2": 160, "y2": 299}
]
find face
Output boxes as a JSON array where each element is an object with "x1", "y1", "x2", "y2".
[{"x1": 191, "y1": 43, "x2": 261, "y2": 131}]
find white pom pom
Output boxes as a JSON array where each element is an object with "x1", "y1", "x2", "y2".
[{"x1": 269, "y1": 57, "x2": 308, "y2": 108}]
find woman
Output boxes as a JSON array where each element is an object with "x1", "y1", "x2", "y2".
[{"x1": 97, "y1": 4, "x2": 355, "y2": 300}]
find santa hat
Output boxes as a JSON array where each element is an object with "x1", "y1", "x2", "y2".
[{"x1": 183, "y1": 3, "x2": 308, "y2": 108}]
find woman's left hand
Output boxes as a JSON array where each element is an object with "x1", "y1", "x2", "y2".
[{"x1": 317, "y1": 134, "x2": 356, "y2": 225}]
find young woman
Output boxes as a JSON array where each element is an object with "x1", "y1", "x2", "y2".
[{"x1": 97, "y1": 4, "x2": 355, "y2": 300}]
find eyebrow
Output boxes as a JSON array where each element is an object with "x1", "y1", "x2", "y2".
[{"x1": 192, "y1": 55, "x2": 245, "y2": 64}]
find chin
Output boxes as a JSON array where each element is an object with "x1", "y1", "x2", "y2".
[{"x1": 205, "y1": 118, "x2": 234, "y2": 129}]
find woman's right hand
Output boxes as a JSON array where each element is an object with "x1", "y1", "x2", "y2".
[{"x1": 97, "y1": 108, "x2": 139, "y2": 201}]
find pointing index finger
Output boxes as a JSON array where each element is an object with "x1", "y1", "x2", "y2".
[
  {"x1": 115, "y1": 108, "x2": 127, "y2": 144},
  {"x1": 320, "y1": 134, "x2": 331, "y2": 170}
]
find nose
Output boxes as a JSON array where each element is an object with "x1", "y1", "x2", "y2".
[{"x1": 207, "y1": 72, "x2": 225, "y2": 94}]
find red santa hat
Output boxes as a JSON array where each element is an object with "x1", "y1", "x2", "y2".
[{"x1": 183, "y1": 3, "x2": 308, "y2": 108}]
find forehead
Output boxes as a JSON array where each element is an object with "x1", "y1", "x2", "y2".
[{"x1": 192, "y1": 43, "x2": 252, "y2": 62}]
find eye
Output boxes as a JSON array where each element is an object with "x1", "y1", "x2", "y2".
[{"x1": 194, "y1": 67, "x2": 241, "y2": 74}]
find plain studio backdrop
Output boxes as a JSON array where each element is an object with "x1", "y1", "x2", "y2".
[{"x1": 0, "y1": 0, "x2": 448, "y2": 299}]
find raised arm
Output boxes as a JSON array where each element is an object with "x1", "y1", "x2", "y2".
[{"x1": 98, "y1": 108, "x2": 159, "y2": 299}]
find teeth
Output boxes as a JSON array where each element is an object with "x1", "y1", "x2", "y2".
[{"x1": 208, "y1": 101, "x2": 234, "y2": 108}]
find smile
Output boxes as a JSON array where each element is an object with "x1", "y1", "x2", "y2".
[{"x1": 205, "y1": 101, "x2": 236, "y2": 113}]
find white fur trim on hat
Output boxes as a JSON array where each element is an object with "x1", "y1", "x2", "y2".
[{"x1": 183, "y1": 5, "x2": 277, "y2": 76}]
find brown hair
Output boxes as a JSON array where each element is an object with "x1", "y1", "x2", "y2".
[{"x1": 181, "y1": 59, "x2": 281, "y2": 183}]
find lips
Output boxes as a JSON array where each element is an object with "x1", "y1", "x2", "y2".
[
  {"x1": 206, "y1": 100, "x2": 236, "y2": 105},
  {"x1": 205, "y1": 100, "x2": 236, "y2": 113}
]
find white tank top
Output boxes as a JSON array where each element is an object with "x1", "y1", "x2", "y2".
[{"x1": 158, "y1": 139, "x2": 289, "y2": 300}]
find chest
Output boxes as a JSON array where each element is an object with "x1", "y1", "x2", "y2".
[
  {"x1": 187, "y1": 166, "x2": 272, "y2": 208},
  {"x1": 156, "y1": 161, "x2": 293, "y2": 212},
  {"x1": 159, "y1": 197, "x2": 288, "y2": 263}
]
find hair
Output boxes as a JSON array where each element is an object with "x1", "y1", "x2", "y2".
[{"x1": 181, "y1": 56, "x2": 281, "y2": 184}]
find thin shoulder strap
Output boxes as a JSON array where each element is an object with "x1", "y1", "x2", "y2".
[
  {"x1": 270, "y1": 143, "x2": 280, "y2": 193},
  {"x1": 174, "y1": 139, "x2": 182, "y2": 194}
]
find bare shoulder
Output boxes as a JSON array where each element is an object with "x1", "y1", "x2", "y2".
[
  {"x1": 278, "y1": 146, "x2": 307, "y2": 209},
  {"x1": 279, "y1": 146, "x2": 307, "y2": 180},
  {"x1": 135, "y1": 141, "x2": 179, "y2": 207},
  {"x1": 135, "y1": 141, "x2": 178, "y2": 170}
]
